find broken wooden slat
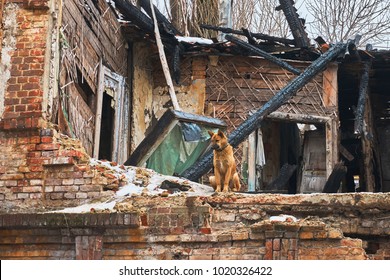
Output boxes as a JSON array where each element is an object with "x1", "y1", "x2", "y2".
[
  {"x1": 267, "y1": 112, "x2": 330, "y2": 124},
  {"x1": 339, "y1": 144, "x2": 355, "y2": 162},
  {"x1": 93, "y1": 59, "x2": 105, "y2": 159},
  {"x1": 149, "y1": 0, "x2": 180, "y2": 111},
  {"x1": 225, "y1": 35, "x2": 301, "y2": 75},
  {"x1": 200, "y1": 24, "x2": 295, "y2": 46},
  {"x1": 354, "y1": 61, "x2": 371, "y2": 135},
  {"x1": 140, "y1": 0, "x2": 182, "y2": 35},
  {"x1": 277, "y1": 0, "x2": 310, "y2": 48},
  {"x1": 113, "y1": 0, "x2": 154, "y2": 33},
  {"x1": 247, "y1": 131, "x2": 257, "y2": 192},
  {"x1": 181, "y1": 41, "x2": 352, "y2": 181}
]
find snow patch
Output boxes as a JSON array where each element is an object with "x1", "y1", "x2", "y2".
[
  {"x1": 269, "y1": 214, "x2": 299, "y2": 222},
  {"x1": 176, "y1": 36, "x2": 213, "y2": 45},
  {"x1": 51, "y1": 159, "x2": 214, "y2": 213}
]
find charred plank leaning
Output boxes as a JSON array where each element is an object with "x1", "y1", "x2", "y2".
[{"x1": 200, "y1": 24, "x2": 295, "y2": 46}]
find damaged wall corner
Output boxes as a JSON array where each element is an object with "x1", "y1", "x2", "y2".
[{"x1": 131, "y1": 41, "x2": 155, "y2": 151}]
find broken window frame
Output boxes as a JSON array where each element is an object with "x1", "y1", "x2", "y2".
[{"x1": 94, "y1": 62, "x2": 130, "y2": 163}]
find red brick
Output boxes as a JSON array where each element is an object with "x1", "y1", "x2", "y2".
[
  {"x1": 7, "y1": 84, "x2": 21, "y2": 91},
  {"x1": 341, "y1": 238, "x2": 362, "y2": 248},
  {"x1": 140, "y1": 214, "x2": 148, "y2": 226},
  {"x1": 29, "y1": 165, "x2": 43, "y2": 172},
  {"x1": 199, "y1": 227, "x2": 211, "y2": 234},
  {"x1": 273, "y1": 238, "x2": 281, "y2": 251},
  {"x1": 264, "y1": 239, "x2": 273, "y2": 260},
  {"x1": 24, "y1": 172, "x2": 44, "y2": 179},
  {"x1": 36, "y1": 143, "x2": 60, "y2": 151},
  {"x1": 17, "y1": 91, "x2": 29, "y2": 97},
  {"x1": 299, "y1": 231, "x2": 314, "y2": 239}
]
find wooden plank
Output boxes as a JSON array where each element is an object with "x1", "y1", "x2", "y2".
[
  {"x1": 247, "y1": 131, "x2": 256, "y2": 192},
  {"x1": 150, "y1": 0, "x2": 180, "y2": 111},
  {"x1": 256, "y1": 128, "x2": 265, "y2": 190},
  {"x1": 267, "y1": 112, "x2": 330, "y2": 124},
  {"x1": 93, "y1": 59, "x2": 104, "y2": 159},
  {"x1": 325, "y1": 118, "x2": 339, "y2": 178},
  {"x1": 322, "y1": 63, "x2": 338, "y2": 107}
]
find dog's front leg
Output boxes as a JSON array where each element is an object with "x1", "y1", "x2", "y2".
[
  {"x1": 214, "y1": 169, "x2": 222, "y2": 192},
  {"x1": 222, "y1": 168, "x2": 232, "y2": 192}
]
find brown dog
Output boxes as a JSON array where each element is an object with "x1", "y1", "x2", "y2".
[{"x1": 208, "y1": 130, "x2": 241, "y2": 192}]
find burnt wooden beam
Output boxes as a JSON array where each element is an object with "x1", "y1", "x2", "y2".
[
  {"x1": 322, "y1": 162, "x2": 347, "y2": 193},
  {"x1": 113, "y1": 0, "x2": 154, "y2": 33},
  {"x1": 200, "y1": 24, "x2": 296, "y2": 46},
  {"x1": 354, "y1": 61, "x2": 371, "y2": 135},
  {"x1": 242, "y1": 28, "x2": 257, "y2": 45},
  {"x1": 265, "y1": 163, "x2": 297, "y2": 191},
  {"x1": 139, "y1": 0, "x2": 183, "y2": 36},
  {"x1": 277, "y1": 0, "x2": 310, "y2": 48},
  {"x1": 181, "y1": 41, "x2": 351, "y2": 181},
  {"x1": 226, "y1": 35, "x2": 301, "y2": 75}
]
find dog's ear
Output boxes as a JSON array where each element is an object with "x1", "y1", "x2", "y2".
[
  {"x1": 217, "y1": 129, "x2": 225, "y2": 137},
  {"x1": 207, "y1": 130, "x2": 214, "y2": 138}
]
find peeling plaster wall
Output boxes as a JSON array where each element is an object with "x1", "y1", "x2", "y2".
[
  {"x1": 152, "y1": 56, "x2": 207, "y2": 119},
  {"x1": 42, "y1": 0, "x2": 60, "y2": 122},
  {"x1": 0, "y1": 3, "x2": 18, "y2": 119},
  {"x1": 131, "y1": 42, "x2": 154, "y2": 151}
]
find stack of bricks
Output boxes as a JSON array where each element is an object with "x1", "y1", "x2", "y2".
[
  {"x1": 251, "y1": 219, "x2": 368, "y2": 260},
  {"x1": 0, "y1": 126, "x2": 119, "y2": 206}
]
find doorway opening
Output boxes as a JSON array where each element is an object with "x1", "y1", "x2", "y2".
[{"x1": 98, "y1": 92, "x2": 115, "y2": 161}]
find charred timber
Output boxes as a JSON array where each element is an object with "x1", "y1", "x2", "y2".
[
  {"x1": 181, "y1": 41, "x2": 351, "y2": 181},
  {"x1": 322, "y1": 162, "x2": 347, "y2": 193},
  {"x1": 200, "y1": 24, "x2": 295, "y2": 46},
  {"x1": 114, "y1": 0, "x2": 154, "y2": 33},
  {"x1": 354, "y1": 61, "x2": 371, "y2": 135},
  {"x1": 140, "y1": 0, "x2": 183, "y2": 36},
  {"x1": 226, "y1": 35, "x2": 301, "y2": 75},
  {"x1": 277, "y1": 0, "x2": 310, "y2": 48}
]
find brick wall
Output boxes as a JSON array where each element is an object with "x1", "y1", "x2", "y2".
[
  {"x1": 0, "y1": 0, "x2": 50, "y2": 130},
  {"x1": 0, "y1": 126, "x2": 119, "y2": 208},
  {"x1": 3, "y1": 193, "x2": 386, "y2": 260},
  {"x1": 0, "y1": 0, "x2": 121, "y2": 207}
]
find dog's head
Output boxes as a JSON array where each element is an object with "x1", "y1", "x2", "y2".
[{"x1": 208, "y1": 129, "x2": 228, "y2": 151}]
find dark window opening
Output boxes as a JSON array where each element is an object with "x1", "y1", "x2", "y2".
[
  {"x1": 76, "y1": 68, "x2": 96, "y2": 112},
  {"x1": 99, "y1": 92, "x2": 115, "y2": 161}
]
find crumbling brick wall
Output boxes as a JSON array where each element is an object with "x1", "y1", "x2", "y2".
[
  {"x1": 0, "y1": 0, "x2": 119, "y2": 208},
  {"x1": 3, "y1": 193, "x2": 388, "y2": 260}
]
